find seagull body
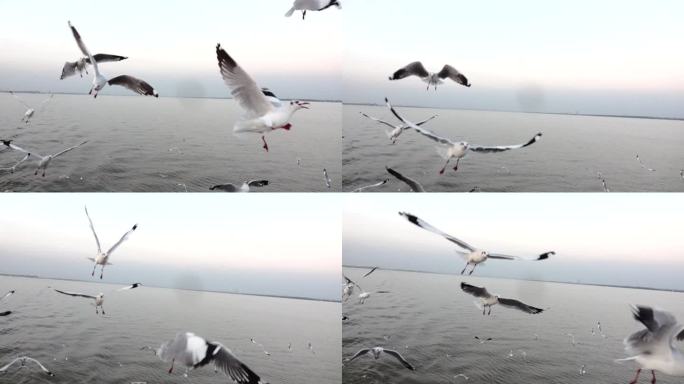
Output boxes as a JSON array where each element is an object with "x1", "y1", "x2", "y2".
[
  {"x1": 399, "y1": 211, "x2": 553, "y2": 275},
  {"x1": 285, "y1": 0, "x2": 341, "y2": 19},
  {"x1": 359, "y1": 112, "x2": 437, "y2": 144},
  {"x1": 386, "y1": 98, "x2": 542, "y2": 174},
  {"x1": 389, "y1": 61, "x2": 471, "y2": 90},
  {"x1": 347, "y1": 347, "x2": 415, "y2": 370},
  {"x1": 216, "y1": 44, "x2": 308, "y2": 151},
  {"x1": 60, "y1": 53, "x2": 127, "y2": 80},
  {"x1": 386, "y1": 167, "x2": 425, "y2": 192},
  {"x1": 0, "y1": 357, "x2": 54, "y2": 376},
  {"x1": 9, "y1": 91, "x2": 53, "y2": 124},
  {"x1": 620, "y1": 306, "x2": 684, "y2": 383},
  {"x1": 68, "y1": 22, "x2": 158, "y2": 98},
  {"x1": 210, "y1": 180, "x2": 269, "y2": 192},
  {"x1": 84, "y1": 206, "x2": 137, "y2": 279},
  {"x1": 54, "y1": 289, "x2": 105, "y2": 315},
  {"x1": 149, "y1": 332, "x2": 265, "y2": 384},
  {"x1": 460, "y1": 282, "x2": 544, "y2": 316}
]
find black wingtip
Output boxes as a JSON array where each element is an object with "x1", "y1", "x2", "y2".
[
  {"x1": 537, "y1": 251, "x2": 554, "y2": 260},
  {"x1": 132, "y1": 224, "x2": 138, "y2": 230}
]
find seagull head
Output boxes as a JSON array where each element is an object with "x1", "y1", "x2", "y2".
[{"x1": 291, "y1": 100, "x2": 310, "y2": 110}]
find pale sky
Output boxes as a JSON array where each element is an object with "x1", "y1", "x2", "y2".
[
  {"x1": 0, "y1": 194, "x2": 341, "y2": 301},
  {"x1": 344, "y1": 194, "x2": 684, "y2": 291}
]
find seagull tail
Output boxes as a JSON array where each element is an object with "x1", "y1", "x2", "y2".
[
  {"x1": 615, "y1": 356, "x2": 638, "y2": 364},
  {"x1": 285, "y1": 6, "x2": 296, "y2": 17}
]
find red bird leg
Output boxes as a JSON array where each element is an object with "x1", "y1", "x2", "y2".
[
  {"x1": 168, "y1": 359, "x2": 175, "y2": 374},
  {"x1": 261, "y1": 136, "x2": 269, "y2": 152},
  {"x1": 651, "y1": 370, "x2": 656, "y2": 384},
  {"x1": 281, "y1": 123, "x2": 291, "y2": 131},
  {"x1": 629, "y1": 368, "x2": 641, "y2": 384}
]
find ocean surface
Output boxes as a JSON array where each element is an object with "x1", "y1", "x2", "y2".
[
  {"x1": 342, "y1": 267, "x2": 684, "y2": 384},
  {"x1": 343, "y1": 105, "x2": 684, "y2": 192},
  {"x1": 0, "y1": 93, "x2": 341, "y2": 192},
  {"x1": 0, "y1": 276, "x2": 341, "y2": 384}
]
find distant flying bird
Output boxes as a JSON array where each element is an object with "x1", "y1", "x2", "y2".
[
  {"x1": 9, "y1": 91, "x2": 53, "y2": 124},
  {"x1": 618, "y1": 305, "x2": 684, "y2": 383},
  {"x1": 460, "y1": 282, "x2": 544, "y2": 316},
  {"x1": 323, "y1": 168, "x2": 332, "y2": 188},
  {"x1": 54, "y1": 289, "x2": 106, "y2": 315},
  {"x1": 0, "y1": 290, "x2": 15, "y2": 317},
  {"x1": 60, "y1": 53, "x2": 127, "y2": 80},
  {"x1": 85, "y1": 206, "x2": 138, "y2": 279},
  {"x1": 68, "y1": 22, "x2": 158, "y2": 98},
  {"x1": 386, "y1": 98, "x2": 542, "y2": 174},
  {"x1": 285, "y1": 0, "x2": 341, "y2": 20},
  {"x1": 359, "y1": 112, "x2": 437, "y2": 144},
  {"x1": 399, "y1": 212, "x2": 552, "y2": 275},
  {"x1": 363, "y1": 267, "x2": 379, "y2": 278},
  {"x1": 210, "y1": 180, "x2": 269, "y2": 192},
  {"x1": 1, "y1": 140, "x2": 88, "y2": 177},
  {"x1": 342, "y1": 275, "x2": 358, "y2": 302},
  {"x1": 352, "y1": 179, "x2": 388, "y2": 193},
  {"x1": 386, "y1": 167, "x2": 425, "y2": 192},
  {"x1": 358, "y1": 289, "x2": 390, "y2": 304},
  {"x1": 347, "y1": 347, "x2": 415, "y2": 370},
  {"x1": 0, "y1": 357, "x2": 54, "y2": 376},
  {"x1": 118, "y1": 283, "x2": 142, "y2": 291},
  {"x1": 597, "y1": 171, "x2": 610, "y2": 192},
  {"x1": 145, "y1": 332, "x2": 266, "y2": 384},
  {"x1": 636, "y1": 154, "x2": 656, "y2": 172},
  {"x1": 389, "y1": 61, "x2": 471, "y2": 90},
  {"x1": 474, "y1": 336, "x2": 493, "y2": 344},
  {"x1": 215, "y1": 44, "x2": 309, "y2": 152}
]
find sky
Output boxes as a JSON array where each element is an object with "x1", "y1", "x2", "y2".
[
  {"x1": 0, "y1": 193, "x2": 341, "y2": 301},
  {"x1": 344, "y1": 194, "x2": 684, "y2": 291}
]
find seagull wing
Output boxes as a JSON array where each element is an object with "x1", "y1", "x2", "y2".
[
  {"x1": 117, "y1": 283, "x2": 141, "y2": 291},
  {"x1": 386, "y1": 167, "x2": 424, "y2": 192},
  {"x1": 4, "y1": 142, "x2": 30, "y2": 154},
  {"x1": 488, "y1": 251, "x2": 553, "y2": 261},
  {"x1": 359, "y1": 113, "x2": 398, "y2": 130},
  {"x1": 390, "y1": 61, "x2": 430, "y2": 80},
  {"x1": 54, "y1": 289, "x2": 96, "y2": 300},
  {"x1": 460, "y1": 282, "x2": 491, "y2": 298},
  {"x1": 210, "y1": 183, "x2": 238, "y2": 192},
  {"x1": 84, "y1": 206, "x2": 102, "y2": 254},
  {"x1": 9, "y1": 91, "x2": 31, "y2": 109},
  {"x1": 0, "y1": 291, "x2": 14, "y2": 302},
  {"x1": 347, "y1": 348, "x2": 371, "y2": 362},
  {"x1": 383, "y1": 349, "x2": 416, "y2": 370},
  {"x1": 498, "y1": 298, "x2": 544, "y2": 314},
  {"x1": 61, "y1": 61, "x2": 79, "y2": 79},
  {"x1": 469, "y1": 133, "x2": 542, "y2": 153},
  {"x1": 385, "y1": 98, "x2": 454, "y2": 145},
  {"x1": 68, "y1": 21, "x2": 98, "y2": 75},
  {"x1": 0, "y1": 153, "x2": 31, "y2": 173},
  {"x1": 105, "y1": 223, "x2": 137, "y2": 256},
  {"x1": 0, "y1": 358, "x2": 20, "y2": 372},
  {"x1": 216, "y1": 44, "x2": 272, "y2": 118},
  {"x1": 414, "y1": 114, "x2": 439, "y2": 126},
  {"x1": 108, "y1": 75, "x2": 158, "y2": 97},
  {"x1": 399, "y1": 212, "x2": 476, "y2": 251},
  {"x1": 212, "y1": 343, "x2": 264, "y2": 384},
  {"x1": 38, "y1": 94, "x2": 54, "y2": 111},
  {"x1": 25, "y1": 358, "x2": 53, "y2": 375},
  {"x1": 343, "y1": 275, "x2": 359, "y2": 287},
  {"x1": 246, "y1": 180, "x2": 269, "y2": 188},
  {"x1": 437, "y1": 65, "x2": 470, "y2": 87},
  {"x1": 89, "y1": 54, "x2": 128, "y2": 64},
  {"x1": 51, "y1": 140, "x2": 88, "y2": 158},
  {"x1": 363, "y1": 267, "x2": 378, "y2": 278},
  {"x1": 352, "y1": 179, "x2": 388, "y2": 193}
]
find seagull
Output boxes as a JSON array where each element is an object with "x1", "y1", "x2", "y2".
[
  {"x1": 363, "y1": 267, "x2": 379, "y2": 278},
  {"x1": 359, "y1": 112, "x2": 437, "y2": 144},
  {"x1": 342, "y1": 275, "x2": 358, "y2": 302},
  {"x1": 454, "y1": 373, "x2": 470, "y2": 380},
  {"x1": 352, "y1": 179, "x2": 388, "y2": 193},
  {"x1": 216, "y1": 44, "x2": 309, "y2": 152},
  {"x1": 54, "y1": 289, "x2": 105, "y2": 315},
  {"x1": 9, "y1": 91, "x2": 53, "y2": 124},
  {"x1": 249, "y1": 338, "x2": 271, "y2": 356},
  {"x1": 145, "y1": 332, "x2": 265, "y2": 383},
  {"x1": 1, "y1": 139, "x2": 88, "y2": 177},
  {"x1": 567, "y1": 333, "x2": 577, "y2": 346},
  {"x1": 346, "y1": 347, "x2": 415, "y2": 370},
  {"x1": 386, "y1": 98, "x2": 542, "y2": 174},
  {"x1": 0, "y1": 153, "x2": 31, "y2": 174},
  {"x1": 323, "y1": 168, "x2": 332, "y2": 188},
  {"x1": 389, "y1": 61, "x2": 471, "y2": 90},
  {"x1": 460, "y1": 282, "x2": 544, "y2": 316},
  {"x1": 285, "y1": 0, "x2": 341, "y2": 20},
  {"x1": 358, "y1": 289, "x2": 390, "y2": 304},
  {"x1": 597, "y1": 171, "x2": 610, "y2": 192},
  {"x1": 68, "y1": 22, "x2": 158, "y2": 98},
  {"x1": 307, "y1": 342, "x2": 315, "y2": 354},
  {"x1": 84, "y1": 205, "x2": 138, "y2": 279},
  {"x1": 386, "y1": 167, "x2": 425, "y2": 192},
  {"x1": 60, "y1": 53, "x2": 127, "y2": 80},
  {"x1": 118, "y1": 283, "x2": 142, "y2": 291},
  {"x1": 619, "y1": 305, "x2": 684, "y2": 383},
  {"x1": 398, "y1": 211, "x2": 553, "y2": 275},
  {"x1": 0, "y1": 357, "x2": 54, "y2": 376},
  {"x1": 474, "y1": 336, "x2": 493, "y2": 344},
  {"x1": 636, "y1": 154, "x2": 656, "y2": 172},
  {"x1": 0, "y1": 290, "x2": 15, "y2": 316},
  {"x1": 580, "y1": 364, "x2": 587, "y2": 375},
  {"x1": 209, "y1": 180, "x2": 269, "y2": 192}
]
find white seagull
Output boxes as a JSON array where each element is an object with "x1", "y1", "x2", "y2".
[
  {"x1": 146, "y1": 332, "x2": 266, "y2": 384},
  {"x1": 636, "y1": 154, "x2": 656, "y2": 172},
  {"x1": 619, "y1": 305, "x2": 684, "y2": 383},
  {"x1": 342, "y1": 275, "x2": 358, "y2": 302},
  {"x1": 323, "y1": 168, "x2": 332, "y2": 188},
  {"x1": 359, "y1": 112, "x2": 437, "y2": 144},
  {"x1": 9, "y1": 91, "x2": 53, "y2": 124},
  {"x1": 0, "y1": 357, "x2": 54, "y2": 376},
  {"x1": 386, "y1": 98, "x2": 542, "y2": 174},
  {"x1": 352, "y1": 179, "x2": 388, "y2": 192},
  {"x1": 285, "y1": 0, "x2": 341, "y2": 20},
  {"x1": 209, "y1": 180, "x2": 269, "y2": 192},
  {"x1": 358, "y1": 289, "x2": 390, "y2": 304},
  {"x1": 84, "y1": 205, "x2": 138, "y2": 279},
  {"x1": 460, "y1": 282, "x2": 544, "y2": 316},
  {"x1": 386, "y1": 167, "x2": 425, "y2": 192},
  {"x1": 389, "y1": 61, "x2": 471, "y2": 90},
  {"x1": 346, "y1": 347, "x2": 415, "y2": 370},
  {"x1": 399, "y1": 211, "x2": 553, "y2": 275},
  {"x1": 68, "y1": 22, "x2": 158, "y2": 98},
  {"x1": 0, "y1": 290, "x2": 15, "y2": 317},
  {"x1": 216, "y1": 44, "x2": 309, "y2": 152},
  {"x1": 60, "y1": 53, "x2": 127, "y2": 80},
  {"x1": 54, "y1": 289, "x2": 106, "y2": 315},
  {"x1": 1, "y1": 139, "x2": 88, "y2": 177}
]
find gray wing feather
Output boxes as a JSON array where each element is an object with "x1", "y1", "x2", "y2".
[
  {"x1": 469, "y1": 133, "x2": 542, "y2": 153},
  {"x1": 210, "y1": 184, "x2": 238, "y2": 192},
  {"x1": 498, "y1": 298, "x2": 544, "y2": 314},
  {"x1": 386, "y1": 167, "x2": 424, "y2": 192},
  {"x1": 0, "y1": 358, "x2": 20, "y2": 372},
  {"x1": 384, "y1": 98, "x2": 453, "y2": 144},
  {"x1": 216, "y1": 44, "x2": 271, "y2": 117},
  {"x1": 399, "y1": 212, "x2": 476, "y2": 250},
  {"x1": 106, "y1": 223, "x2": 137, "y2": 255},
  {"x1": 347, "y1": 348, "x2": 371, "y2": 362},
  {"x1": 437, "y1": 65, "x2": 471, "y2": 87},
  {"x1": 108, "y1": 75, "x2": 158, "y2": 97},
  {"x1": 52, "y1": 141, "x2": 88, "y2": 158},
  {"x1": 460, "y1": 282, "x2": 491, "y2": 298},
  {"x1": 212, "y1": 345, "x2": 263, "y2": 384},
  {"x1": 390, "y1": 61, "x2": 430, "y2": 80},
  {"x1": 84, "y1": 206, "x2": 102, "y2": 253},
  {"x1": 383, "y1": 349, "x2": 415, "y2": 370},
  {"x1": 54, "y1": 289, "x2": 96, "y2": 299}
]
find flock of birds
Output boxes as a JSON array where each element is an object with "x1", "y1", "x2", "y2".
[{"x1": 342, "y1": 212, "x2": 684, "y2": 383}]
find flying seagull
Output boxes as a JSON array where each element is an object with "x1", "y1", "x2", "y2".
[
  {"x1": 323, "y1": 168, "x2": 332, "y2": 188},
  {"x1": 359, "y1": 112, "x2": 437, "y2": 144},
  {"x1": 386, "y1": 167, "x2": 425, "y2": 192},
  {"x1": 209, "y1": 180, "x2": 269, "y2": 192},
  {"x1": 9, "y1": 91, "x2": 53, "y2": 124},
  {"x1": 363, "y1": 267, "x2": 379, "y2": 278},
  {"x1": 0, "y1": 357, "x2": 54, "y2": 376},
  {"x1": 460, "y1": 282, "x2": 544, "y2": 316},
  {"x1": 398, "y1": 211, "x2": 552, "y2": 275},
  {"x1": 389, "y1": 61, "x2": 471, "y2": 90},
  {"x1": 118, "y1": 283, "x2": 142, "y2": 291},
  {"x1": 0, "y1": 290, "x2": 15, "y2": 316},
  {"x1": 346, "y1": 347, "x2": 415, "y2": 370},
  {"x1": 54, "y1": 289, "x2": 106, "y2": 315},
  {"x1": 352, "y1": 179, "x2": 389, "y2": 193},
  {"x1": 1, "y1": 140, "x2": 88, "y2": 177},
  {"x1": 636, "y1": 154, "x2": 656, "y2": 172},
  {"x1": 386, "y1": 98, "x2": 542, "y2": 174},
  {"x1": 68, "y1": 22, "x2": 158, "y2": 98},
  {"x1": 84, "y1": 205, "x2": 138, "y2": 279},
  {"x1": 60, "y1": 54, "x2": 127, "y2": 80},
  {"x1": 597, "y1": 171, "x2": 610, "y2": 192},
  {"x1": 216, "y1": 44, "x2": 309, "y2": 151},
  {"x1": 144, "y1": 332, "x2": 266, "y2": 384},
  {"x1": 342, "y1": 275, "x2": 358, "y2": 302},
  {"x1": 618, "y1": 305, "x2": 684, "y2": 383},
  {"x1": 285, "y1": 0, "x2": 341, "y2": 20},
  {"x1": 474, "y1": 336, "x2": 493, "y2": 344},
  {"x1": 358, "y1": 289, "x2": 390, "y2": 304}
]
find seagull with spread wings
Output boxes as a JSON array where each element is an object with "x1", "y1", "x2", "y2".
[
  {"x1": 209, "y1": 180, "x2": 269, "y2": 192},
  {"x1": 360, "y1": 111, "x2": 437, "y2": 144},
  {"x1": 60, "y1": 54, "x2": 127, "y2": 80},
  {"x1": 84, "y1": 205, "x2": 138, "y2": 279},
  {"x1": 53, "y1": 289, "x2": 106, "y2": 315},
  {"x1": 389, "y1": 61, "x2": 471, "y2": 90},
  {"x1": 460, "y1": 282, "x2": 544, "y2": 316},
  {"x1": 346, "y1": 347, "x2": 415, "y2": 370},
  {"x1": 8, "y1": 91, "x2": 53, "y2": 124},
  {"x1": 1, "y1": 139, "x2": 88, "y2": 177},
  {"x1": 0, "y1": 290, "x2": 15, "y2": 317},
  {"x1": 0, "y1": 356, "x2": 54, "y2": 376}
]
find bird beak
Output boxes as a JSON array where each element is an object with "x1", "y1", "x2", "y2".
[{"x1": 297, "y1": 101, "x2": 310, "y2": 109}]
